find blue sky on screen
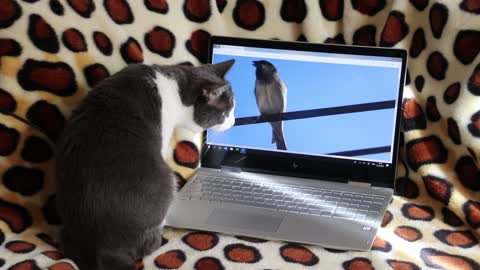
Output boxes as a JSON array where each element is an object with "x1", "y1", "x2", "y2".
[{"x1": 210, "y1": 52, "x2": 401, "y2": 162}]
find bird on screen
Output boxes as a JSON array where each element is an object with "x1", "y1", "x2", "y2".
[{"x1": 253, "y1": 60, "x2": 288, "y2": 150}]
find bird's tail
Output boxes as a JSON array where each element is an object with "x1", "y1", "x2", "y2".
[{"x1": 270, "y1": 121, "x2": 287, "y2": 150}]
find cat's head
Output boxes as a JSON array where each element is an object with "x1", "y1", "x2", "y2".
[{"x1": 190, "y1": 59, "x2": 236, "y2": 132}]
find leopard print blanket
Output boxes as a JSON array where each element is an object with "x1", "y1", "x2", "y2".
[{"x1": 0, "y1": 1, "x2": 479, "y2": 269}]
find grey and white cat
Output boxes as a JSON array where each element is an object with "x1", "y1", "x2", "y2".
[{"x1": 55, "y1": 60, "x2": 235, "y2": 270}]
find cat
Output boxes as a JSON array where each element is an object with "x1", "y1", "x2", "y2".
[{"x1": 55, "y1": 60, "x2": 235, "y2": 270}]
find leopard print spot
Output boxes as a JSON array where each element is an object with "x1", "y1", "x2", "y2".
[
  {"x1": 443, "y1": 82, "x2": 461, "y2": 104},
  {"x1": 380, "y1": 11, "x2": 409, "y2": 47},
  {"x1": 233, "y1": 0, "x2": 265, "y2": 31},
  {"x1": 0, "y1": 0, "x2": 22, "y2": 29},
  {"x1": 0, "y1": 199, "x2": 32, "y2": 233},
  {"x1": 194, "y1": 257, "x2": 224, "y2": 270},
  {"x1": 182, "y1": 231, "x2": 219, "y2": 251},
  {"x1": 0, "y1": 123, "x2": 19, "y2": 156},
  {"x1": 372, "y1": 236, "x2": 392, "y2": 252},
  {"x1": 21, "y1": 136, "x2": 53, "y2": 162},
  {"x1": 0, "y1": 38, "x2": 21, "y2": 57},
  {"x1": 104, "y1": 0, "x2": 133, "y2": 24},
  {"x1": 426, "y1": 96, "x2": 441, "y2": 121},
  {"x1": 28, "y1": 14, "x2": 59, "y2": 53},
  {"x1": 5, "y1": 240, "x2": 36, "y2": 253},
  {"x1": 43, "y1": 195, "x2": 61, "y2": 225},
  {"x1": 420, "y1": 248, "x2": 480, "y2": 270},
  {"x1": 280, "y1": 244, "x2": 319, "y2": 266},
  {"x1": 319, "y1": 0, "x2": 343, "y2": 21},
  {"x1": 224, "y1": 243, "x2": 262, "y2": 263},
  {"x1": 120, "y1": 37, "x2": 143, "y2": 63},
  {"x1": 469, "y1": 111, "x2": 480, "y2": 137},
  {"x1": 353, "y1": 25, "x2": 376, "y2": 46},
  {"x1": 409, "y1": 28, "x2": 426, "y2": 57},
  {"x1": 463, "y1": 200, "x2": 480, "y2": 228},
  {"x1": 442, "y1": 207, "x2": 464, "y2": 227},
  {"x1": 448, "y1": 118, "x2": 461, "y2": 145},
  {"x1": 7, "y1": 260, "x2": 41, "y2": 270},
  {"x1": 174, "y1": 172, "x2": 186, "y2": 191},
  {"x1": 186, "y1": 30, "x2": 210, "y2": 63},
  {"x1": 174, "y1": 141, "x2": 199, "y2": 168},
  {"x1": 406, "y1": 135, "x2": 447, "y2": 171},
  {"x1": 62, "y1": 28, "x2": 87, "y2": 52},
  {"x1": 423, "y1": 175, "x2": 452, "y2": 205},
  {"x1": 387, "y1": 259, "x2": 421, "y2": 270},
  {"x1": 145, "y1": 0, "x2": 168, "y2": 14},
  {"x1": 454, "y1": 30, "x2": 480, "y2": 65},
  {"x1": 455, "y1": 156, "x2": 480, "y2": 191},
  {"x1": 297, "y1": 34, "x2": 308, "y2": 41},
  {"x1": 37, "y1": 233, "x2": 57, "y2": 247},
  {"x1": 414, "y1": 75, "x2": 424, "y2": 92},
  {"x1": 402, "y1": 99, "x2": 426, "y2": 131},
  {"x1": 3, "y1": 166, "x2": 44, "y2": 196},
  {"x1": 216, "y1": 0, "x2": 227, "y2": 13},
  {"x1": 49, "y1": 0, "x2": 64, "y2": 16},
  {"x1": 67, "y1": 0, "x2": 95, "y2": 18},
  {"x1": 0, "y1": 230, "x2": 4, "y2": 245},
  {"x1": 84, "y1": 63, "x2": 110, "y2": 87},
  {"x1": 467, "y1": 63, "x2": 480, "y2": 96},
  {"x1": 342, "y1": 257, "x2": 373, "y2": 270},
  {"x1": 133, "y1": 260, "x2": 143, "y2": 270},
  {"x1": 236, "y1": 236, "x2": 268, "y2": 243},
  {"x1": 460, "y1": 0, "x2": 480, "y2": 14},
  {"x1": 183, "y1": 0, "x2": 211, "y2": 23},
  {"x1": 381, "y1": 210, "x2": 393, "y2": 227},
  {"x1": 43, "y1": 251, "x2": 63, "y2": 260},
  {"x1": 324, "y1": 34, "x2": 346, "y2": 44},
  {"x1": 394, "y1": 226, "x2": 422, "y2": 241},
  {"x1": 93, "y1": 31, "x2": 113, "y2": 56},
  {"x1": 48, "y1": 262, "x2": 76, "y2": 270},
  {"x1": 154, "y1": 250, "x2": 186, "y2": 269},
  {"x1": 18, "y1": 59, "x2": 77, "y2": 96},
  {"x1": 427, "y1": 51, "x2": 448, "y2": 80},
  {"x1": 429, "y1": 3, "x2": 448, "y2": 39},
  {"x1": 0, "y1": 88, "x2": 16, "y2": 113},
  {"x1": 395, "y1": 177, "x2": 419, "y2": 198},
  {"x1": 434, "y1": 230, "x2": 478, "y2": 248},
  {"x1": 401, "y1": 203, "x2": 434, "y2": 221},
  {"x1": 409, "y1": 0, "x2": 429, "y2": 11},
  {"x1": 26, "y1": 100, "x2": 66, "y2": 141},
  {"x1": 145, "y1": 26, "x2": 175, "y2": 58},
  {"x1": 351, "y1": 0, "x2": 386, "y2": 16},
  {"x1": 281, "y1": 0, "x2": 307, "y2": 23}
]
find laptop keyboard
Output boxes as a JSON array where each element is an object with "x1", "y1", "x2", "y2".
[{"x1": 179, "y1": 174, "x2": 385, "y2": 223}]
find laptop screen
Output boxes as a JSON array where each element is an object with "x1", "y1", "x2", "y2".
[{"x1": 205, "y1": 37, "x2": 406, "y2": 188}]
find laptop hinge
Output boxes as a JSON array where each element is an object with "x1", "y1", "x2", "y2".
[
  {"x1": 220, "y1": 166, "x2": 242, "y2": 173},
  {"x1": 348, "y1": 181, "x2": 371, "y2": 187}
]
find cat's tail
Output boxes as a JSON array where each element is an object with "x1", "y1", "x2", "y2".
[{"x1": 270, "y1": 121, "x2": 287, "y2": 150}]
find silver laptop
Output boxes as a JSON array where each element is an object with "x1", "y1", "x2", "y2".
[{"x1": 166, "y1": 36, "x2": 407, "y2": 251}]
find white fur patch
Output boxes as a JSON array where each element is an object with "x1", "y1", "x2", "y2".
[
  {"x1": 212, "y1": 101, "x2": 235, "y2": 131},
  {"x1": 154, "y1": 72, "x2": 203, "y2": 158}
]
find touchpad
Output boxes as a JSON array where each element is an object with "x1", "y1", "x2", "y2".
[{"x1": 207, "y1": 208, "x2": 283, "y2": 232}]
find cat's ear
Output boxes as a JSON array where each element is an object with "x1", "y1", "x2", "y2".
[
  {"x1": 202, "y1": 84, "x2": 228, "y2": 106},
  {"x1": 212, "y1": 59, "x2": 235, "y2": 78}
]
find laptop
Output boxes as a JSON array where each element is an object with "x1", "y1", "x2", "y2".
[{"x1": 166, "y1": 36, "x2": 407, "y2": 251}]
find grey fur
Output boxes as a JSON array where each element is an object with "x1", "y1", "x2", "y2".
[{"x1": 56, "y1": 60, "x2": 235, "y2": 270}]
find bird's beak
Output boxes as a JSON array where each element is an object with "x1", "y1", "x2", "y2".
[{"x1": 252, "y1": 61, "x2": 258, "y2": 67}]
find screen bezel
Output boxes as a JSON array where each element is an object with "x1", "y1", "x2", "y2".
[{"x1": 204, "y1": 36, "x2": 407, "y2": 189}]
